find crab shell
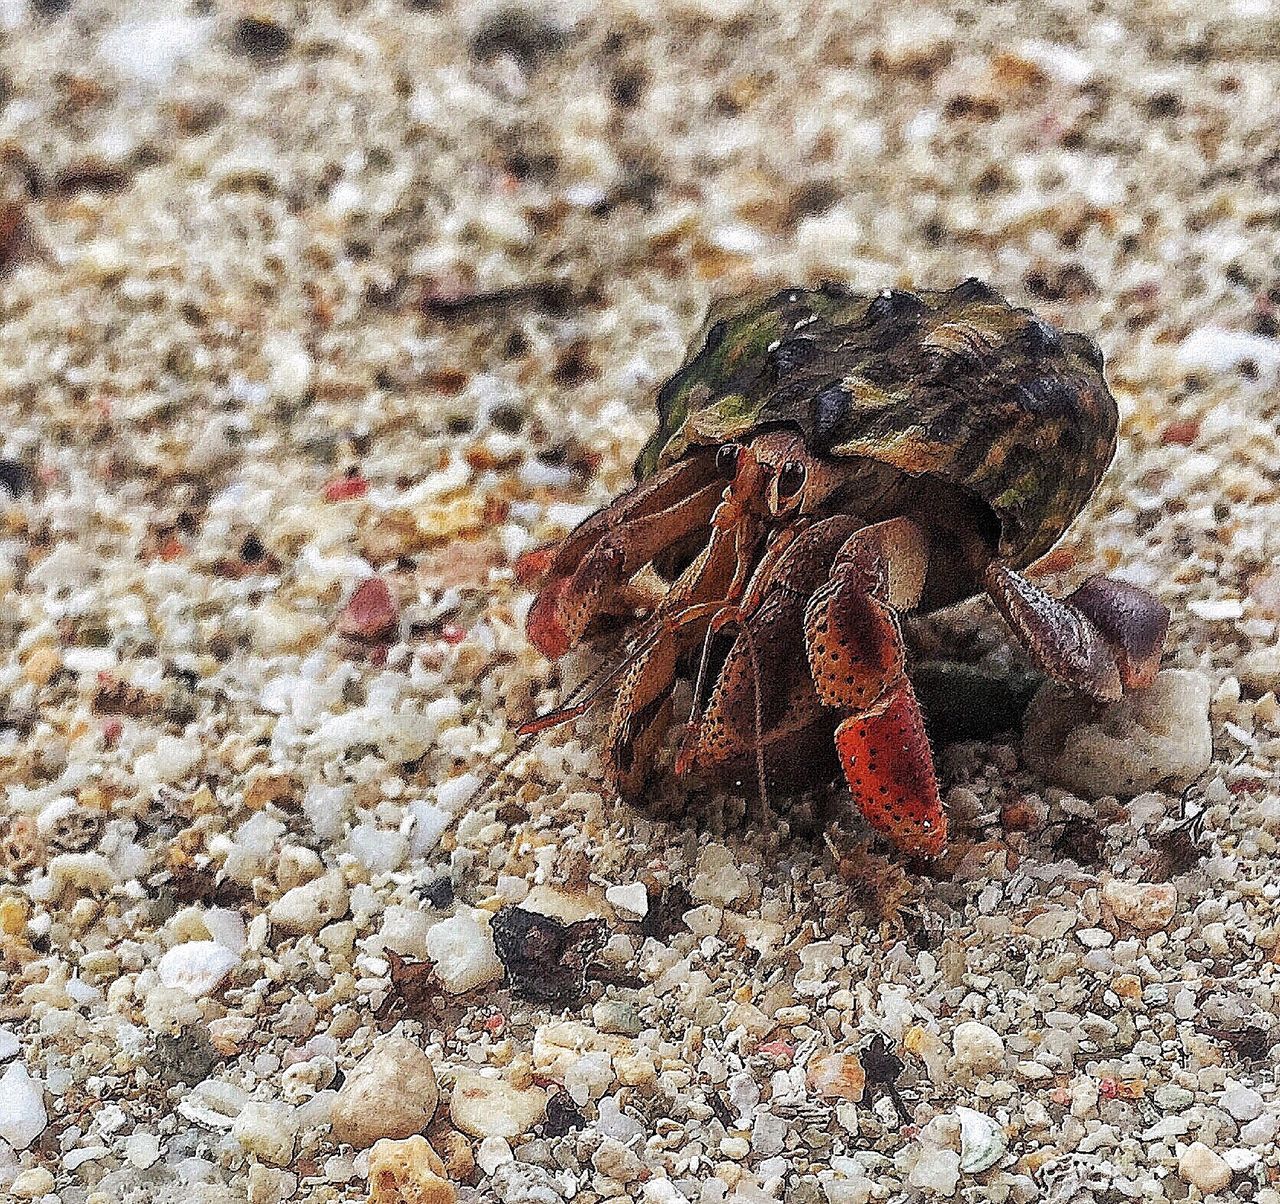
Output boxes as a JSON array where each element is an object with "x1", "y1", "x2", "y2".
[{"x1": 635, "y1": 278, "x2": 1118, "y2": 568}]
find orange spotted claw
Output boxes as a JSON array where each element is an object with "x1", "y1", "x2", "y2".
[{"x1": 834, "y1": 681, "x2": 946, "y2": 859}]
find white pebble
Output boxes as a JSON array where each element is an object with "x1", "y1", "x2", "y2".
[
  {"x1": 952, "y1": 1022, "x2": 1005, "y2": 1073},
  {"x1": 330, "y1": 1036, "x2": 439, "y2": 1149},
  {"x1": 270, "y1": 872, "x2": 350, "y2": 935},
  {"x1": 450, "y1": 1072, "x2": 546, "y2": 1138},
  {"x1": 424, "y1": 910, "x2": 503, "y2": 993},
  {"x1": 1178, "y1": 1141, "x2": 1232, "y2": 1193},
  {"x1": 476, "y1": 1135, "x2": 515, "y2": 1175},
  {"x1": 436, "y1": 772, "x2": 482, "y2": 814},
  {"x1": 0, "y1": 1062, "x2": 48, "y2": 1150},
  {"x1": 232, "y1": 1100, "x2": 298, "y2": 1167},
  {"x1": 1220, "y1": 1083, "x2": 1264, "y2": 1122},
  {"x1": 124, "y1": 1131, "x2": 162, "y2": 1169},
  {"x1": 158, "y1": 941, "x2": 239, "y2": 997},
  {"x1": 909, "y1": 1147, "x2": 961, "y2": 1196},
  {"x1": 10, "y1": 1167, "x2": 55, "y2": 1199},
  {"x1": 605, "y1": 882, "x2": 649, "y2": 919}
]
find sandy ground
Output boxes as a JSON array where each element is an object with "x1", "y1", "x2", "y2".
[{"x1": 2, "y1": 1, "x2": 1280, "y2": 1202}]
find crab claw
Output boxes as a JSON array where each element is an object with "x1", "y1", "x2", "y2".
[
  {"x1": 835, "y1": 681, "x2": 946, "y2": 859},
  {"x1": 526, "y1": 574, "x2": 573, "y2": 660}
]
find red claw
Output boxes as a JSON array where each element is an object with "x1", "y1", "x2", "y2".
[
  {"x1": 835, "y1": 681, "x2": 946, "y2": 859},
  {"x1": 526, "y1": 576, "x2": 571, "y2": 660}
]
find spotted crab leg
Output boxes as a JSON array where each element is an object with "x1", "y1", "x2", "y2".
[
  {"x1": 983, "y1": 565, "x2": 1169, "y2": 703},
  {"x1": 526, "y1": 451, "x2": 722, "y2": 659},
  {"x1": 803, "y1": 517, "x2": 947, "y2": 859}
]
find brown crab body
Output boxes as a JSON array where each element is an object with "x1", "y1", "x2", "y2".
[{"x1": 522, "y1": 280, "x2": 1169, "y2": 859}]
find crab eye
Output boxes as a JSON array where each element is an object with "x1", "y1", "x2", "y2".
[
  {"x1": 716, "y1": 443, "x2": 741, "y2": 479},
  {"x1": 776, "y1": 460, "x2": 807, "y2": 500}
]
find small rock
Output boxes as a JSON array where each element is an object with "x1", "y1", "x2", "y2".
[
  {"x1": 1023, "y1": 669, "x2": 1212, "y2": 797},
  {"x1": 1077, "y1": 927, "x2": 1113, "y2": 948},
  {"x1": 1239, "y1": 646, "x2": 1280, "y2": 696},
  {"x1": 270, "y1": 872, "x2": 350, "y2": 935},
  {"x1": 909, "y1": 1147, "x2": 961, "y2": 1196},
  {"x1": 338, "y1": 577, "x2": 399, "y2": 642},
  {"x1": 233, "y1": 1100, "x2": 297, "y2": 1167},
  {"x1": 1026, "y1": 907, "x2": 1077, "y2": 940},
  {"x1": 1102, "y1": 878, "x2": 1178, "y2": 933},
  {"x1": 490, "y1": 906, "x2": 607, "y2": 1005},
  {"x1": 476, "y1": 1135, "x2": 514, "y2": 1175},
  {"x1": 449, "y1": 1072, "x2": 547, "y2": 1138},
  {"x1": 331, "y1": 1036, "x2": 439, "y2": 1148},
  {"x1": 425, "y1": 910, "x2": 503, "y2": 994},
  {"x1": 1220, "y1": 1083, "x2": 1264, "y2": 1123},
  {"x1": 957, "y1": 1106, "x2": 1006, "y2": 1173},
  {"x1": 1155, "y1": 1084, "x2": 1195, "y2": 1112},
  {"x1": 593, "y1": 1137, "x2": 644, "y2": 1183},
  {"x1": 691, "y1": 843, "x2": 748, "y2": 905},
  {"x1": 806, "y1": 1052, "x2": 866, "y2": 1102},
  {"x1": 592, "y1": 1000, "x2": 643, "y2": 1037},
  {"x1": 10, "y1": 1167, "x2": 55, "y2": 1199},
  {"x1": 367, "y1": 1135, "x2": 456, "y2": 1204},
  {"x1": 124, "y1": 1131, "x2": 162, "y2": 1169},
  {"x1": 952, "y1": 1022, "x2": 1005, "y2": 1073},
  {"x1": 0, "y1": 1061, "x2": 47, "y2": 1150},
  {"x1": 604, "y1": 881, "x2": 649, "y2": 920},
  {"x1": 1178, "y1": 1141, "x2": 1232, "y2": 1194},
  {"x1": 158, "y1": 940, "x2": 239, "y2": 997}
]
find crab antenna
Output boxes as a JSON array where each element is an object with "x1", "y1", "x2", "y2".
[
  {"x1": 687, "y1": 621, "x2": 719, "y2": 725},
  {"x1": 731, "y1": 614, "x2": 771, "y2": 818},
  {"x1": 516, "y1": 624, "x2": 663, "y2": 737}
]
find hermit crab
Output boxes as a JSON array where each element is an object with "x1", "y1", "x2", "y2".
[{"x1": 519, "y1": 280, "x2": 1169, "y2": 858}]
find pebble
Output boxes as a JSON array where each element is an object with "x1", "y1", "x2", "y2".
[
  {"x1": 367, "y1": 1135, "x2": 456, "y2": 1204},
  {"x1": 476, "y1": 1136, "x2": 514, "y2": 1176},
  {"x1": 1102, "y1": 878, "x2": 1178, "y2": 933},
  {"x1": 424, "y1": 910, "x2": 503, "y2": 993},
  {"x1": 1220, "y1": 1083, "x2": 1264, "y2": 1122},
  {"x1": 951, "y1": 1021, "x2": 1005, "y2": 1073},
  {"x1": 605, "y1": 881, "x2": 649, "y2": 920},
  {"x1": 956, "y1": 1107, "x2": 1006, "y2": 1173},
  {"x1": 0, "y1": 1061, "x2": 47, "y2": 1150},
  {"x1": 1178, "y1": 1141, "x2": 1233, "y2": 1193},
  {"x1": 232, "y1": 1100, "x2": 298, "y2": 1166},
  {"x1": 1239, "y1": 645, "x2": 1280, "y2": 695},
  {"x1": 1077, "y1": 927, "x2": 1113, "y2": 948},
  {"x1": 806, "y1": 1052, "x2": 866, "y2": 1102},
  {"x1": 338, "y1": 577, "x2": 400, "y2": 642},
  {"x1": 11, "y1": 1167, "x2": 55, "y2": 1199},
  {"x1": 0, "y1": 1027, "x2": 19, "y2": 1060},
  {"x1": 157, "y1": 940, "x2": 240, "y2": 996},
  {"x1": 593, "y1": 1137, "x2": 645, "y2": 1183},
  {"x1": 330, "y1": 1036, "x2": 439, "y2": 1148},
  {"x1": 449, "y1": 1072, "x2": 547, "y2": 1138},
  {"x1": 1155, "y1": 1084, "x2": 1195, "y2": 1112},
  {"x1": 691, "y1": 844, "x2": 749, "y2": 906},
  {"x1": 124, "y1": 1131, "x2": 163, "y2": 1169},
  {"x1": 269, "y1": 872, "x2": 350, "y2": 935},
  {"x1": 909, "y1": 1148, "x2": 961, "y2": 1196},
  {"x1": 1023, "y1": 669, "x2": 1212, "y2": 797}
]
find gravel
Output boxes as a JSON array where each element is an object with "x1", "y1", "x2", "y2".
[{"x1": 2, "y1": 1, "x2": 1280, "y2": 1202}]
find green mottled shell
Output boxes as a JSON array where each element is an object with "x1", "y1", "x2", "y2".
[{"x1": 635, "y1": 279, "x2": 1117, "y2": 566}]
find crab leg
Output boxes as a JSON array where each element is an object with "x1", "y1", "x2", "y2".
[
  {"x1": 803, "y1": 518, "x2": 947, "y2": 858},
  {"x1": 526, "y1": 451, "x2": 722, "y2": 659},
  {"x1": 983, "y1": 565, "x2": 1169, "y2": 703},
  {"x1": 585, "y1": 463, "x2": 778, "y2": 800}
]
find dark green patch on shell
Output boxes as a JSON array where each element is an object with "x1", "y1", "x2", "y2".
[{"x1": 636, "y1": 279, "x2": 1117, "y2": 566}]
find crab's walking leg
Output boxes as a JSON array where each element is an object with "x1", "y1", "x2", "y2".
[
  {"x1": 983, "y1": 565, "x2": 1169, "y2": 704},
  {"x1": 526, "y1": 452, "x2": 722, "y2": 659},
  {"x1": 804, "y1": 517, "x2": 947, "y2": 859}
]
